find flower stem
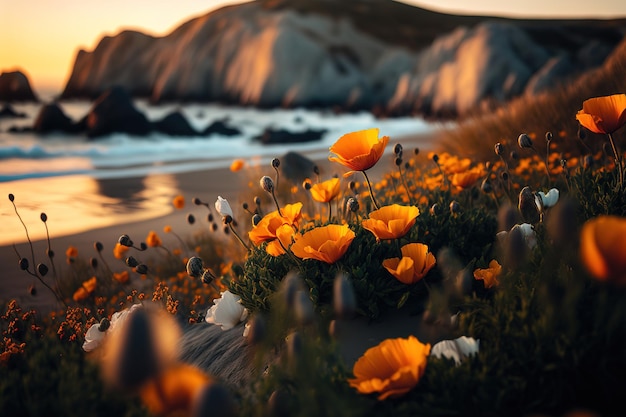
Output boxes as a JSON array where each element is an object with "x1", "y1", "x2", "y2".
[
  {"x1": 361, "y1": 170, "x2": 380, "y2": 210},
  {"x1": 608, "y1": 133, "x2": 624, "y2": 191},
  {"x1": 229, "y1": 223, "x2": 251, "y2": 251}
]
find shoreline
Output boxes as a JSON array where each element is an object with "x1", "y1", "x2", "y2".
[{"x1": 0, "y1": 129, "x2": 443, "y2": 312}]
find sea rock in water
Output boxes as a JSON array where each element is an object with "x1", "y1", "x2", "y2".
[
  {"x1": 254, "y1": 128, "x2": 326, "y2": 144},
  {"x1": 0, "y1": 103, "x2": 27, "y2": 118},
  {"x1": 203, "y1": 120, "x2": 241, "y2": 137},
  {"x1": 33, "y1": 102, "x2": 76, "y2": 133},
  {"x1": 153, "y1": 110, "x2": 199, "y2": 136},
  {"x1": 85, "y1": 86, "x2": 152, "y2": 138},
  {"x1": 279, "y1": 151, "x2": 318, "y2": 184},
  {"x1": 0, "y1": 70, "x2": 38, "y2": 102}
]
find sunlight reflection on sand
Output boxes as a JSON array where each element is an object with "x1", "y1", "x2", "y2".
[{"x1": 0, "y1": 173, "x2": 178, "y2": 246}]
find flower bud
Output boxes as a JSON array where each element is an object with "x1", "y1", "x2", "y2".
[
  {"x1": 90, "y1": 257, "x2": 98, "y2": 268},
  {"x1": 215, "y1": 196, "x2": 233, "y2": 218},
  {"x1": 19, "y1": 258, "x2": 29, "y2": 270},
  {"x1": 346, "y1": 197, "x2": 359, "y2": 213},
  {"x1": 37, "y1": 263, "x2": 48, "y2": 276},
  {"x1": 126, "y1": 256, "x2": 139, "y2": 268},
  {"x1": 186, "y1": 256, "x2": 204, "y2": 278},
  {"x1": 294, "y1": 290, "x2": 314, "y2": 325},
  {"x1": 187, "y1": 214, "x2": 196, "y2": 225},
  {"x1": 94, "y1": 241, "x2": 104, "y2": 252},
  {"x1": 244, "y1": 315, "x2": 267, "y2": 345},
  {"x1": 480, "y1": 178, "x2": 492, "y2": 194},
  {"x1": 545, "y1": 131, "x2": 553, "y2": 142},
  {"x1": 118, "y1": 234, "x2": 133, "y2": 247},
  {"x1": 260, "y1": 176, "x2": 274, "y2": 193},
  {"x1": 517, "y1": 133, "x2": 533, "y2": 149},
  {"x1": 201, "y1": 270, "x2": 215, "y2": 285},
  {"x1": 449, "y1": 200, "x2": 460, "y2": 215},
  {"x1": 252, "y1": 214, "x2": 262, "y2": 226},
  {"x1": 430, "y1": 203, "x2": 440, "y2": 216},
  {"x1": 192, "y1": 197, "x2": 202, "y2": 205},
  {"x1": 494, "y1": 143, "x2": 504, "y2": 156},
  {"x1": 393, "y1": 143, "x2": 403, "y2": 156},
  {"x1": 333, "y1": 273, "x2": 356, "y2": 319},
  {"x1": 136, "y1": 264, "x2": 148, "y2": 275},
  {"x1": 313, "y1": 165, "x2": 320, "y2": 176},
  {"x1": 8, "y1": 193, "x2": 15, "y2": 202},
  {"x1": 394, "y1": 157, "x2": 402, "y2": 166},
  {"x1": 510, "y1": 150, "x2": 519, "y2": 160},
  {"x1": 98, "y1": 317, "x2": 111, "y2": 332},
  {"x1": 192, "y1": 382, "x2": 236, "y2": 417},
  {"x1": 271, "y1": 158, "x2": 280, "y2": 168},
  {"x1": 46, "y1": 248, "x2": 55, "y2": 258},
  {"x1": 28, "y1": 284, "x2": 37, "y2": 296},
  {"x1": 414, "y1": 147, "x2": 420, "y2": 156},
  {"x1": 40, "y1": 212, "x2": 47, "y2": 222},
  {"x1": 432, "y1": 153, "x2": 439, "y2": 163},
  {"x1": 518, "y1": 186, "x2": 540, "y2": 223}
]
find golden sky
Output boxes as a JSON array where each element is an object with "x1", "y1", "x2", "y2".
[{"x1": 1, "y1": 0, "x2": 625, "y2": 95}]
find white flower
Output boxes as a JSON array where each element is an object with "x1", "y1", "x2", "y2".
[
  {"x1": 82, "y1": 323, "x2": 106, "y2": 352},
  {"x1": 205, "y1": 291, "x2": 249, "y2": 330},
  {"x1": 109, "y1": 303, "x2": 142, "y2": 332},
  {"x1": 497, "y1": 223, "x2": 537, "y2": 249},
  {"x1": 215, "y1": 196, "x2": 233, "y2": 218},
  {"x1": 431, "y1": 336, "x2": 480, "y2": 365},
  {"x1": 538, "y1": 188, "x2": 559, "y2": 209}
]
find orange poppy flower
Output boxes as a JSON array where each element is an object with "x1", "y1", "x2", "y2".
[
  {"x1": 113, "y1": 271, "x2": 130, "y2": 284},
  {"x1": 146, "y1": 231, "x2": 162, "y2": 248},
  {"x1": 580, "y1": 215, "x2": 626, "y2": 285},
  {"x1": 310, "y1": 177, "x2": 341, "y2": 203},
  {"x1": 230, "y1": 158, "x2": 245, "y2": 172},
  {"x1": 73, "y1": 276, "x2": 97, "y2": 302},
  {"x1": 329, "y1": 128, "x2": 389, "y2": 173},
  {"x1": 290, "y1": 224, "x2": 355, "y2": 264},
  {"x1": 172, "y1": 195, "x2": 185, "y2": 210},
  {"x1": 348, "y1": 335, "x2": 430, "y2": 400},
  {"x1": 473, "y1": 260, "x2": 502, "y2": 288},
  {"x1": 362, "y1": 204, "x2": 420, "y2": 241},
  {"x1": 113, "y1": 242, "x2": 130, "y2": 260},
  {"x1": 66, "y1": 245, "x2": 78, "y2": 259},
  {"x1": 382, "y1": 243, "x2": 436, "y2": 284},
  {"x1": 575, "y1": 94, "x2": 626, "y2": 134},
  {"x1": 451, "y1": 166, "x2": 484, "y2": 190},
  {"x1": 249, "y1": 203, "x2": 303, "y2": 256},
  {"x1": 140, "y1": 363, "x2": 211, "y2": 416}
]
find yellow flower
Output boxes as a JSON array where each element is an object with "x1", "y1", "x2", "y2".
[
  {"x1": 348, "y1": 335, "x2": 430, "y2": 400},
  {"x1": 310, "y1": 177, "x2": 341, "y2": 203},
  {"x1": 576, "y1": 94, "x2": 626, "y2": 134},
  {"x1": 113, "y1": 243, "x2": 129, "y2": 260},
  {"x1": 113, "y1": 271, "x2": 130, "y2": 284},
  {"x1": 451, "y1": 166, "x2": 484, "y2": 190},
  {"x1": 146, "y1": 231, "x2": 162, "y2": 248},
  {"x1": 172, "y1": 195, "x2": 185, "y2": 209},
  {"x1": 291, "y1": 224, "x2": 355, "y2": 264},
  {"x1": 580, "y1": 215, "x2": 626, "y2": 286},
  {"x1": 382, "y1": 243, "x2": 436, "y2": 284},
  {"x1": 473, "y1": 260, "x2": 502, "y2": 288},
  {"x1": 329, "y1": 128, "x2": 389, "y2": 173},
  {"x1": 73, "y1": 276, "x2": 97, "y2": 302},
  {"x1": 230, "y1": 158, "x2": 245, "y2": 172},
  {"x1": 362, "y1": 204, "x2": 420, "y2": 241}
]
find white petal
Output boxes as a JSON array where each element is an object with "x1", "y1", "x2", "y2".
[
  {"x1": 215, "y1": 196, "x2": 233, "y2": 218},
  {"x1": 431, "y1": 339, "x2": 462, "y2": 365},
  {"x1": 454, "y1": 336, "x2": 479, "y2": 358},
  {"x1": 205, "y1": 291, "x2": 246, "y2": 330},
  {"x1": 82, "y1": 323, "x2": 106, "y2": 352},
  {"x1": 518, "y1": 223, "x2": 537, "y2": 249},
  {"x1": 109, "y1": 303, "x2": 142, "y2": 332}
]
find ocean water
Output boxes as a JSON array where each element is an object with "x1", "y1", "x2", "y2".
[{"x1": 0, "y1": 100, "x2": 438, "y2": 245}]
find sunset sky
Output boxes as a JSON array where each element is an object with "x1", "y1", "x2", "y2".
[{"x1": 2, "y1": 0, "x2": 626, "y2": 95}]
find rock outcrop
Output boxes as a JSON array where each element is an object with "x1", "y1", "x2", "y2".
[
  {"x1": 83, "y1": 86, "x2": 152, "y2": 138},
  {"x1": 59, "y1": 0, "x2": 626, "y2": 117},
  {"x1": 0, "y1": 70, "x2": 38, "y2": 102},
  {"x1": 33, "y1": 103, "x2": 76, "y2": 133}
]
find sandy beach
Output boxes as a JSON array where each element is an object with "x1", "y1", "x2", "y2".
[{"x1": 0, "y1": 130, "x2": 442, "y2": 312}]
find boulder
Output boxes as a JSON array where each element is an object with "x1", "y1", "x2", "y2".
[
  {"x1": 0, "y1": 70, "x2": 37, "y2": 102},
  {"x1": 85, "y1": 86, "x2": 152, "y2": 138},
  {"x1": 33, "y1": 102, "x2": 75, "y2": 133},
  {"x1": 253, "y1": 128, "x2": 326, "y2": 144},
  {"x1": 153, "y1": 111, "x2": 199, "y2": 136}
]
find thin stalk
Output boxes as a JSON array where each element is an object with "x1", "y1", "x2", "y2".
[
  {"x1": 228, "y1": 223, "x2": 251, "y2": 251},
  {"x1": 608, "y1": 133, "x2": 624, "y2": 190},
  {"x1": 361, "y1": 170, "x2": 380, "y2": 210}
]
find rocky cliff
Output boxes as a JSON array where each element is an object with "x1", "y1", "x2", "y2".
[{"x1": 61, "y1": 0, "x2": 626, "y2": 117}]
